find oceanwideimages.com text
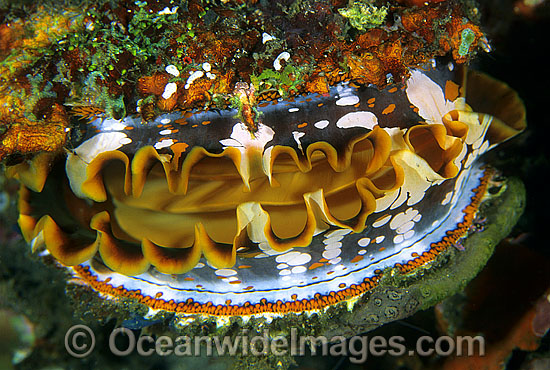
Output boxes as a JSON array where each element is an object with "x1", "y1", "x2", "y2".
[{"x1": 65, "y1": 325, "x2": 485, "y2": 363}]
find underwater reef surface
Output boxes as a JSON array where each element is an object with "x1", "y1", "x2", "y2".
[{"x1": 0, "y1": 0, "x2": 548, "y2": 369}]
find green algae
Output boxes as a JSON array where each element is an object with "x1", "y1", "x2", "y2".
[
  {"x1": 338, "y1": 0, "x2": 388, "y2": 32},
  {"x1": 18, "y1": 74, "x2": 57, "y2": 121},
  {"x1": 250, "y1": 63, "x2": 310, "y2": 97},
  {"x1": 459, "y1": 28, "x2": 476, "y2": 57}
]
